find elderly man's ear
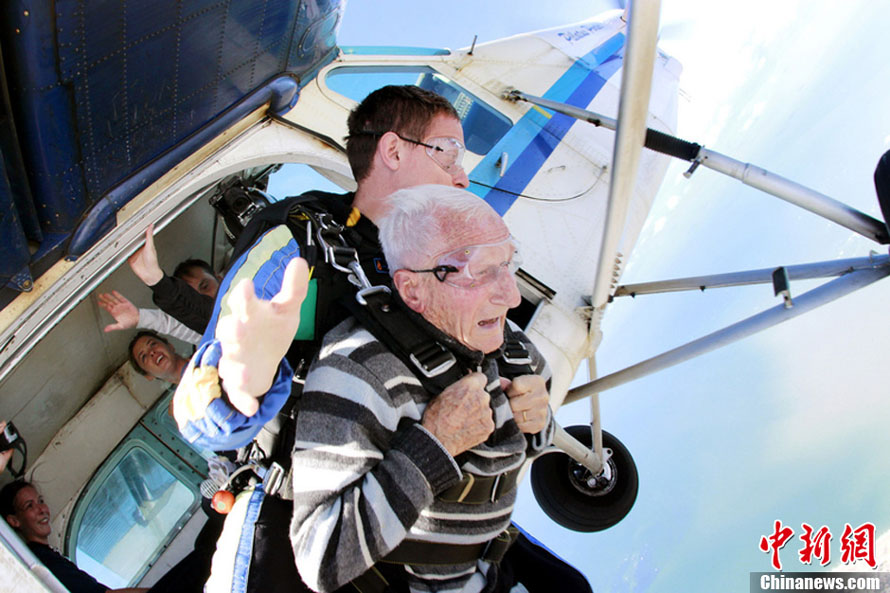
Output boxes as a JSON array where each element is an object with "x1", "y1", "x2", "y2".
[{"x1": 393, "y1": 270, "x2": 426, "y2": 314}]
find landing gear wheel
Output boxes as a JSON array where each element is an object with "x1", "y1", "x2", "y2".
[{"x1": 531, "y1": 426, "x2": 638, "y2": 532}]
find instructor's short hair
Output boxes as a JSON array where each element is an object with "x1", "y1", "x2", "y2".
[{"x1": 346, "y1": 85, "x2": 459, "y2": 182}]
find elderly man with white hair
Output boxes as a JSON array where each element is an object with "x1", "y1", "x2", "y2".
[
  {"x1": 211, "y1": 184, "x2": 592, "y2": 592},
  {"x1": 277, "y1": 185, "x2": 589, "y2": 593}
]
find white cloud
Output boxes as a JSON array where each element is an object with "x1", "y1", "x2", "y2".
[
  {"x1": 755, "y1": 284, "x2": 890, "y2": 464},
  {"x1": 652, "y1": 216, "x2": 667, "y2": 235}
]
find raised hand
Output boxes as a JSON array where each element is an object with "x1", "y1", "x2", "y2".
[
  {"x1": 0, "y1": 421, "x2": 12, "y2": 474},
  {"x1": 97, "y1": 290, "x2": 140, "y2": 332},
  {"x1": 422, "y1": 372, "x2": 495, "y2": 457},
  {"x1": 128, "y1": 224, "x2": 164, "y2": 286},
  {"x1": 215, "y1": 258, "x2": 310, "y2": 416},
  {"x1": 502, "y1": 374, "x2": 549, "y2": 434}
]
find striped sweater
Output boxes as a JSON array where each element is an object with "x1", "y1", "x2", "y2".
[{"x1": 289, "y1": 316, "x2": 554, "y2": 593}]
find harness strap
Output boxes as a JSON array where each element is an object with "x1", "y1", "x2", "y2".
[
  {"x1": 498, "y1": 331, "x2": 534, "y2": 379},
  {"x1": 350, "y1": 526, "x2": 520, "y2": 593},
  {"x1": 342, "y1": 289, "x2": 464, "y2": 394},
  {"x1": 349, "y1": 566, "x2": 393, "y2": 593},
  {"x1": 384, "y1": 525, "x2": 519, "y2": 565},
  {"x1": 437, "y1": 465, "x2": 522, "y2": 504}
]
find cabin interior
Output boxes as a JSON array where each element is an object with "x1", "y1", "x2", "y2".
[{"x1": 0, "y1": 170, "x2": 283, "y2": 588}]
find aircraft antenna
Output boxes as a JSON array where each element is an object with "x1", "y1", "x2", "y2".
[{"x1": 468, "y1": 35, "x2": 477, "y2": 55}]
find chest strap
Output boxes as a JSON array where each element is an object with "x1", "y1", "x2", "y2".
[
  {"x1": 349, "y1": 526, "x2": 520, "y2": 592},
  {"x1": 437, "y1": 466, "x2": 522, "y2": 504},
  {"x1": 382, "y1": 524, "x2": 519, "y2": 566}
]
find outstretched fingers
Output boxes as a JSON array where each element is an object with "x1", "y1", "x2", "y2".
[
  {"x1": 97, "y1": 290, "x2": 138, "y2": 332},
  {"x1": 216, "y1": 258, "x2": 311, "y2": 416},
  {"x1": 272, "y1": 258, "x2": 311, "y2": 311}
]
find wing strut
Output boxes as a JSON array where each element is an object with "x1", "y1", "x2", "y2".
[
  {"x1": 516, "y1": 0, "x2": 663, "y2": 479},
  {"x1": 589, "y1": 0, "x2": 662, "y2": 318},
  {"x1": 564, "y1": 257, "x2": 890, "y2": 405},
  {"x1": 613, "y1": 253, "x2": 889, "y2": 297},
  {"x1": 506, "y1": 91, "x2": 890, "y2": 245}
]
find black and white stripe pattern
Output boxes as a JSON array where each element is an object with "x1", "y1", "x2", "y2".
[{"x1": 289, "y1": 318, "x2": 552, "y2": 593}]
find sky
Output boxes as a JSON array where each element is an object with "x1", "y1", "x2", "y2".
[{"x1": 335, "y1": 1, "x2": 890, "y2": 592}]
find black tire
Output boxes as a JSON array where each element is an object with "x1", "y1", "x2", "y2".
[{"x1": 530, "y1": 426, "x2": 638, "y2": 532}]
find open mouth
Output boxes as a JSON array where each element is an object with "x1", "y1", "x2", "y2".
[{"x1": 477, "y1": 316, "x2": 501, "y2": 328}]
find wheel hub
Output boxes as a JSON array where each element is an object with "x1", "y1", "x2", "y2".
[{"x1": 568, "y1": 448, "x2": 617, "y2": 497}]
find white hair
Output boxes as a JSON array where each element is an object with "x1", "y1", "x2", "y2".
[{"x1": 378, "y1": 185, "x2": 498, "y2": 272}]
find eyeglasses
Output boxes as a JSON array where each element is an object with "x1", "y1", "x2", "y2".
[
  {"x1": 396, "y1": 134, "x2": 465, "y2": 175},
  {"x1": 405, "y1": 238, "x2": 521, "y2": 289},
  {"x1": 352, "y1": 130, "x2": 465, "y2": 175}
]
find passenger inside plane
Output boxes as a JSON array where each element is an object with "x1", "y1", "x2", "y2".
[
  {"x1": 3, "y1": 476, "x2": 224, "y2": 593},
  {"x1": 99, "y1": 247, "x2": 223, "y2": 356},
  {"x1": 98, "y1": 291, "x2": 202, "y2": 346},
  {"x1": 127, "y1": 226, "x2": 217, "y2": 336},
  {"x1": 1, "y1": 480, "x2": 149, "y2": 593},
  {"x1": 127, "y1": 332, "x2": 191, "y2": 385},
  {"x1": 172, "y1": 260, "x2": 221, "y2": 300}
]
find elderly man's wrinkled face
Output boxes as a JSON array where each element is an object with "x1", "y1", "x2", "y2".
[{"x1": 401, "y1": 213, "x2": 521, "y2": 353}]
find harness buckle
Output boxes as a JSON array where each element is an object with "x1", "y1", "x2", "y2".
[
  {"x1": 482, "y1": 526, "x2": 519, "y2": 564},
  {"x1": 502, "y1": 340, "x2": 532, "y2": 366},
  {"x1": 356, "y1": 285, "x2": 392, "y2": 306},
  {"x1": 489, "y1": 474, "x2": 502, "y2": 503},
  {"x1": 314, "y1": 215, "x2": 355, "y2": 275},
  {"x1": 409, "y1": 342, "x2": 457, "y2": 378},
  {"x1": 454, "y1": 473, "x2": 476, "y2": 503},
  {"x1": 263, "y1": 462, "x2": 286, "y2": 497},
  {"x1": 310, "y1": 211, "x2": 387, "y2": 298}
]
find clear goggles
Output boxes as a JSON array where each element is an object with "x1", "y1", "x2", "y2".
[
  {"x1": 408, "y1": 237, "x2": 521, "y2": 289},
  {"x1": 353, "y1": 130, "x2": 466, "y2": 175},
  {"x1": 400, "y1": 134, "x2": 466, "y2": 175}
]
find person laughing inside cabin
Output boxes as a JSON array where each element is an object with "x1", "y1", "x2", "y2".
[
  {"x1": 1, "y1": 480, "x2": 149, "y2": 593},
  {"x1": 128, "y1": 330, "x2": 190, "y2": 384}
]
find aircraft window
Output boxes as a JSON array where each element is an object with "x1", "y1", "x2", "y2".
[
  {"x1": 507, "y1": 269, "x2": 555, "y2": 330},
  {"x1": 506, "y1": 296, "x2": 540, "y2": 330},
  {"x1": 325, "y1": 66, "x2": 512, "y2": 155},
  {"x1": 267, "y1": 162, "x2": 344, "y2": 199},
  {"x1": 69, "y1": 445, "x2": 198, "y2": 588}
]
